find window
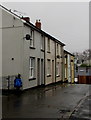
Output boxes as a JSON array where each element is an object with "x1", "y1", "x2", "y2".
[
  {"x1": 65, "y1": 67, "x2": 67, "y2": 78},
  {"x1": 47, "y1": 38, "x2": 50, "y2": 52},
  {"x1": 30, "y1": 30, "x2": 34, "y2": 47},
  {"x1": 41, "y1": 35, "x2": 44, "y2": 50},
  {"x1": 56, "y1": 62, "x2": 60, "y2": 76},
  {"x1": 65, "y1": 55, "x2": 67, "y2": 64},
  {"x1": 60, "y1": 46, "x2": 62, "y2": 55},
  {"x1": 29, "y1": 57, "x2": 35, "y2": 79},
  {"x1": 47, "y1": 59, "x2": 51, "y2": 75},
  {"x1": 57, "y1": 44, "x2": 59, "y2": 55}
]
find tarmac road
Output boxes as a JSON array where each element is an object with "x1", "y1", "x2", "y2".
[
  {"x1": 69, "y1": 85, "x2": 91, "y2": 120},
  {"x1": 2, "y1": 83, "x2": 90, "y2": 119}
]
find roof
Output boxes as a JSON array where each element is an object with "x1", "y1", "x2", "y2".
[
  {"x1": 0, "y1": 4, "x2": 65, "y2": 46},
  {"x1": 64, "y1": 50, "x2": 74, "y2": 56},
  {"x1": 24, "y1": 22, "x2": 65, "y2": 46}
]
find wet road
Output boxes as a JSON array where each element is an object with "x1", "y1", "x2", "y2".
[
  {"x1": 2, "y1": 83, "x2": 90, "y2": 119},
  {"x1": 70, "y1": 86, "x2": 91, "y2": 120}
]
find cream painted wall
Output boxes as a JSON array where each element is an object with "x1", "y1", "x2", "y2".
[
  {"x1": 23, "y1": 25, "x2": 45, "y2": 89},
  {"x1": 1, "y1": 7, "x2": 45, "y2": 90},
  {"x1": 56, "y1": 43, "x2": 63, "y2": 82},
  {"x1": 68, "y1": 54, "x2": 71, "y2": 83},
  {"x1": 71, "y1": 56, "x2": 74, "y2": 83},
  {"x1": 45, "y1": 37, "x2": 55, "y2": 85},
  {"x1": 2, "y1": 8, "x2": 24, "y2": 89}
]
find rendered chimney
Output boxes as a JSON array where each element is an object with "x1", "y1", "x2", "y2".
[
  {"x1": 35, "y1": 19, "x2": 41, "y2": 29},
  {"x1": 22, "y1": 17, "x2": 30, "y2": 22}
]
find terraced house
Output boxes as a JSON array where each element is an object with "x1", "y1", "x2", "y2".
[
  {"x1": 64, "y1": 50, "x2": 75, "y2": 83},
  {"x1": 1, "y1": 5, "x2": 74, "y2": 90}
]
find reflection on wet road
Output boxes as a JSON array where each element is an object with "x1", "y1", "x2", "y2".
[{"x1": 2, "y1": 83, "x2": 90, "y2": 118}]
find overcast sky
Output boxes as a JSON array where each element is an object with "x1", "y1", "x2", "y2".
[{"x1": 2, "y1": 2, "x2": 89, "y2": 53}]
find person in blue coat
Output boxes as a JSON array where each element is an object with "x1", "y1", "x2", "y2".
[{"x1": 14, "y1": 74, "x2": 22, "y2": 90}]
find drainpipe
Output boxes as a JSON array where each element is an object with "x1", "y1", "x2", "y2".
[
  {"x1": 44, "y1": 36, "x2": 46, "y2": 85},
  {"x1": 7, "y1": 76, "x2": 10, "y2": 91},
  {"x1": 55, "y1": 42, "x2": 56, "y2": 83},
  {"x1": 62, "y1": 48, "x2": 65, "y2": 82}
]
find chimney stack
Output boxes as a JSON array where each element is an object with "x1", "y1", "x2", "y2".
[
  {"x1": 35, "y1": 19, "x2": 41, "y2": 29},
  {"x1": 21, "y1": 17, "x2": 30, "y2": 23}
]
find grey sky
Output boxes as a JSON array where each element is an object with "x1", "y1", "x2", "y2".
[{"x1": 2, "y1": 2, "x2": 89, "y2": 53}]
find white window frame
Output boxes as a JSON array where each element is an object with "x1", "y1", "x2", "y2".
[
  {"x1": 47, "y1": 38, "x2": 50, "y2": 52},
  {"x1": 65, "y1": 67, "x2": 67, "y2": 78},
  {"x1": 60, "y1": 46, "x2": 62, "y2": 55},
  {"x1": 65, "y1": 58, "x2": 67, "y2": 64},
  {"x1": 41, "y1": 35, "x2": 44, "y2": 50},
  {"x1": 30, "y1": 30, "x2": 34, "y2": 47},
  {"x1": 29, "y1": 57, "x2": 35, "y2": 79},
  {"x1": 56, "y1": 62, "x2": 60, "y2": 76},
  {"x1": 47, "y1": 59, "x2": 51, "y2": 75},
  {"x1": 57, "y1": 44, "x2": 59, "y2": 55}
]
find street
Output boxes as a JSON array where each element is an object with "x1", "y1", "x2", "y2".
[{"x1": 2, "y1": 83, "x2": 90, "y2": 119}]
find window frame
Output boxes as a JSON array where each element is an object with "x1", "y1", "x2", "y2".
[
  {"x1": 41, "y1": 35, "x2": 44, "y2": 50},
  {"x1": 29, "y1": 57, "x2": 35, "y2": 79},
  {"x1": 47, "y1": 59, "x2": 51, "y2": 76},
  {"x1": 30, "y1": 30, "x2": 34, "y2": 48},
  {"x1": 56, "y1": 62, "x2": 60, "y2": 76},
  {"x1": 57, "y1": 44, "x2": 59, "y2": 55},
  {"x1": 47, "y1": 38, "x2": 50, "y2": 52}
]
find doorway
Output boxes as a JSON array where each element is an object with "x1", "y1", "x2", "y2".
[
  {"x1": 52, "y1": 60, "x2": 54, "y2": 83},
  {"x1": 41, "y1": 59, "x2": 44, "y2": 85},
  {"x1": 37, "y1": 58, "x2": 40, "y2": 86}
]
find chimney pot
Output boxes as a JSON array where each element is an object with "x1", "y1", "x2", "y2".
[
  {"x1": 35, "y1": 19, "x2": 41, "y2": 29},
  {"x1": 22, "y1": 17, "x2": 30, "y2": 22}
]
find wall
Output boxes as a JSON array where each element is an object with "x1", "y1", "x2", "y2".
[
  {"x1": 75, "y1": 67, "x2": 91, "y2": 77},
  {"x1": 64, "y1": 52, "x2": 68, "y2": 82},
  {"x1": 68, "y1": 54, "x2": 71, "y2": 83},
  {"x1": 22, "y1": 25, "x2": 44, "y2": 89},
  {"x1": 45, "y1": 37, "x2": 55, "y2": 85},
  {"x1": 2, "y1": 8, "x2": 24, "y2": 89},
  {"x1": 56, "y1": 43, "x2": 63, "y2": 82},
  {"x1": 71, "y1": 56, "x2": 74, "y2": 83},
  {"x1": 1, "y1": 7, "x2": 75, "y2": 90}
]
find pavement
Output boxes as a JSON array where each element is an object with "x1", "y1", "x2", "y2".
[
  {"x1": 69, "y1": 86, "x2": 91, "y2": 120},
  {"x1": 1, "y1": 83, "x2": 91, "y2": 119}
]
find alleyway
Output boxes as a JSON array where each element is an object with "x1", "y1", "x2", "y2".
[{"x1": 2, "y1": 83, "x2": 90, "y2": 119}]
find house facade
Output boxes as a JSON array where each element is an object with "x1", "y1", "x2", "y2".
[
  {"x1": 45, "y1": 37, "x2": 56, "y2": 85},
  {"x1": 64, "y1": 50, "x2": 75, "y2": 83},
  {"x1": 2, "y1": 7, "x2": 24, "y2": 89},
  {"x1": 22, "y1": 22, "x2": 45, "y2": 89},
  {"x1": 1, "y1": 6, "x2": 45, "y2": 90},
  {"x1": 71, "y1": 55, "x2": 75, "y2": 83},
  {"x1": 1, "y1": 5, "x2": 74, "y2": 90},
  {"x1": 56, "y1": 42, "x2": 64, "y2": 83}
]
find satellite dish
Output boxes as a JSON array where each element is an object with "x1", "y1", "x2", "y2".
[{"x1": 26, "y1": 34, "x2": 31, "y2": 40}]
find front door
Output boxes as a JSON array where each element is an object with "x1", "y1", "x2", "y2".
[
  {"x1": 52, "y1": 60, "x2": 54, "y2": 83},
  {"x1": 37, "y1": 58, "x2": 40, "y2": 86},
  {"x1": 41, "y1": 59, "x2": 44, "y2": 85}
]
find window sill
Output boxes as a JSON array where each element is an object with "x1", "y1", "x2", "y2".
[
  {"x1": 47, "y1": 74, "x2": 51, "y2": 77},
  {"x1": 41, "y1": 49, "x2": 45, "y2": 52},
  {"x1": 47, "y1": 51, "x2": 51, "y2": 53},
  {"x1": 29, "y1": 46, "x2": 36, "y2": 49},
  {"x1": 56, "y1": 75, "x2": 60, "y2": 77},
  {"x1": 29, "y1": 78, "x2": 36, "y2": 81}
]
